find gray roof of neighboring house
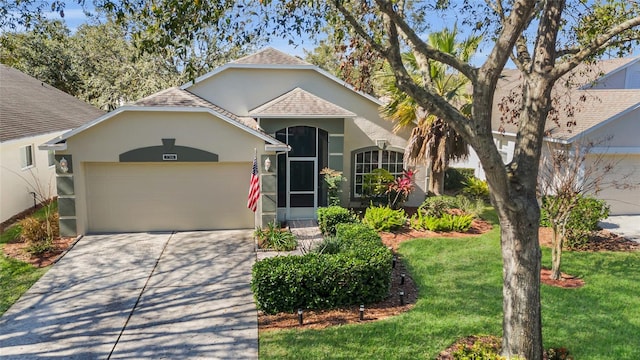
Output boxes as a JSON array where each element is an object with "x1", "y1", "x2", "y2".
[
  {"x1": 133, "y1": 87, "x2": 258, "y2": 129},
  {"x1": 492, "y1": 58, "x2": 640, "y2": 141},
  {"x1": 232, "y1": 47, "x2": 310, "y2": 66},
  {"x1": 249, "y1": 87, "x2": 356, "y2": 118},
  {"x1": 0, "y1": 64, "x2": 105, "y2": 142}
]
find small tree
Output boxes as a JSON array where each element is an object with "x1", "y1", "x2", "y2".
[
  {"x1": 320, "y1": 167, "x2": 346, "y2": 206},
  {"x1": 538, "y1": 138, "x2": 637, "y2": 280}
]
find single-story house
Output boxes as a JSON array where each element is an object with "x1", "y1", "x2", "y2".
[
  {"x1": 41, "y1": 48, "x2": 427, "y2": 236},
  {"x1": 0, "y1": 65, "x2": 104, "y2": 224},
  {"x1": 453, "y1": 57, "x2": 640, "y2": 215}
]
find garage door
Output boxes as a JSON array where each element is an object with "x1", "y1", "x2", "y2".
[
  {"x1": 85, "y1": 162, "x2": 254, "y2": 232},
  {"x1": 594, "y1": 155, "x2": 640, "y2": 215}
]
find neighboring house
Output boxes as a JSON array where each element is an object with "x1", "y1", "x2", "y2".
[
  {"x1": 0, "y1": 65, "x2": 104, "y2": 224},
  {"x1": 41, "y1": 48, "x2": 428, "y2": 236},
  {"x1": 453, "y1": 57, "x2": 640, "y2": 215}
]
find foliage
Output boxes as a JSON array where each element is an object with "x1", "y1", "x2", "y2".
[
  {"x1": 361, "y1": 168, "x2": 395, "y2": 206},
  {"x1": 316, "y1": 206, "x2": 358, "y2": 236},
  {"x1": 445, "y1": 167, "x2": 475, "y2": 191},
  {"x1": 386, "y1": 169, "x2": 415, "y2": 209},
  {"x1": 450, "y1": 335, "x2": 504, "y2": 360},
  {"x1": 410, "y1": 212, "x2": 474, "y2": 232},
  {"x1": 361, "y1": 168, "x2": 415, "y2": 209},
  {"x1": 362, "y1": 205, "x2": 406, "y2": 232},
  {"x1": 463, "y1": 177, "x2": 490, "y2": 200},
  {"x1": 540, "y1": 195, "x2": 610, "y2": 249},
  {"x1": 251, "y1": 223, "x2": 391, "y2": 314},
  {"x1": 314, "y1": 222, "x2": 382, "y2": 254},
  {"x1": 378, "y1": 27, "x2": 476, "y2": 195},
  {"x1": 19, "y1": 211, "x2": 59, "y2": 255},
  {"x1": 320, "y1": 168, "x2": 346, "y2": 206},
  {"x1": 418, "y1": 195, "x2": 484, "y2": 218},
  {"x1": 254, "y1": 221, "x2": 297, "y2": 251}
]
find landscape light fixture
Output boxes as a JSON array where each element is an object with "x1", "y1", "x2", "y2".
[
  {"x1": 399, "y1": 290, "x2": 405, "y2": 306},
  {"x1": 359, "y1": 304, "x2": 365, "y2": 321},
  {"x1": 298, "y1": 308, "x2": 303, "y2": 325}
]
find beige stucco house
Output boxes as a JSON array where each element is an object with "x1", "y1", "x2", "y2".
[
  {"x1": 0, "y1": 65, "x2": 104, "y2": 224},
  {"x1": 41, "y1": 48, "x2": 427, "y2": 236},
  {"x1": 453, "y1": 57, "x2": 640, "y2": 215}
]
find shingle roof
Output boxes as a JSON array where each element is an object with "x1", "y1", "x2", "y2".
[
  {"x1": 492, "y1": 58, "x2": 640, "y2": 141},
  {"x1": 0, "y1": 65, "x2": 105, "y2": 142},
  {"x1": 249, "y1": 87, "x2": 356, "y2": 118},
  {"x1": 133, "y1": 87, "x2": 258, "y2": 129},
  {"x1": 232, "y1": 47, "x2": 310, "y2": 66}
]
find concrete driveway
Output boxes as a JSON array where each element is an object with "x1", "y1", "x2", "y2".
[
  {"x1": 600, "y1": 215, "x2": 640, "y2": 242},
  {"x1": 0, "y1": 230, "x2": 257, "y2": 359}
]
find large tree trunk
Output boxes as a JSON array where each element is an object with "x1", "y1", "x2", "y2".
[{"x1": 497, "y1": 198, "x2": 543, "y2": 359}]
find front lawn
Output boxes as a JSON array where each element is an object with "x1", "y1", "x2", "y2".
[
  {"x1": 0, "y1": 205, "x2": 54, "y2": 315},
  {"x1": 259, "y1": 222, "x2": 640, "y2": 359}
]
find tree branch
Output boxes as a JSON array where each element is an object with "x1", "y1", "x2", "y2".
[
  {"x1": 373, "y1": 0, "x2": 478, "y2": 83},
  {"x1": 551, "y1": 15, "x2": 640, "y2": 79}
]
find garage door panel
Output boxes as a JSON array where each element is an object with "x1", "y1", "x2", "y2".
[
  {"x1": 591, "y1": 155, "x2": 640, "y2": 215},
  {"x1": 86, "y1": 163, "x2": 253, "y2": 232}
]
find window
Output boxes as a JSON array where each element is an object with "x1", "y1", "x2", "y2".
[
  {"x1": 48, "y1": 150, "x2": 56, "y2": 167},
  {"x1": 353, "y1": 148, "x2": 404, "y2": 197},
  {"x1": 20, "y1": 145, "x2": 34, "y2": 169}
]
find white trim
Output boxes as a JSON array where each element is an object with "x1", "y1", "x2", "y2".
[
  {"x1": 329, "y1": 153, "x2": 343, "y2": 156},
  {"x1": 19, "y1": 144, "x2": 35, "y2": 170},
  {"x1": 39, "y1": 106, "x2": 285, "y2": 150},
  {"x1": 250, "y1": 114, "x2": 355, "y2": 119},
  {"x1": 329, "y1": 134, "x2": 345, "y2": 137}
]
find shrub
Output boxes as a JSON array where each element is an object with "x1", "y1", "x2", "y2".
[
  {"x1": 540, "y1": 195, "x2": 609, "y2": 249},
  {"x1": 450, "y1": 335, "x2": 504, "y2": 360},
  {"x1": 410, "y1": 212, "x2": 474, "y2": 232},
  {"x1": 252, "y1": 223, "x2": 392, "y2": 314},
  {"x1": 361, "y1": 168, "x2": 395, "y2": 206},
  {"x1": 363, "y1": 205, "x2": 406, "y2": 232},
  {"x1": 463, "y1": 177, "x2": 490, "y2": 200},
  {"x1": 444, "y1": 167, "x2": 475, "y2": 191},
  {"x1": 418, "y1": 195, "x2": 459, "y2": 217},
  {"x1": 254, "y1": 221, "x2": 297, "y2": 251},
  {"x1": 19, "y1": 212, "x2": 59, "y2": 255},
  {"x1": 317, "y1": 206, "x2": 358, "y2": 236},
  {"x1": 320, "y1": 168, "x2": 346, "y2": 206}
]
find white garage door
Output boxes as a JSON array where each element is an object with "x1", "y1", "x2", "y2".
[
  {"x1": 595, "y1": 155, "x2": 640, "y2": 215},
  {"x1": 85, "y1": 162, "x2": 254, "y2": 232}
]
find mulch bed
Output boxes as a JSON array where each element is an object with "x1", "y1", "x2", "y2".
[{"x1": 3, "y1": 237, "x2": 77, "y2": 267}]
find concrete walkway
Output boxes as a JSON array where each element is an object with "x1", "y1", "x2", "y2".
[
  {"x1": 256, "y1": 220, "x2": 323, "y2": 260},
  {"x1": 0, "y1": 230, "x2": 257, "y2": 359}
]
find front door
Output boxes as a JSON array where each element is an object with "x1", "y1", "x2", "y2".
[{"x1": 276, "y1": 126, "x2": 328, "y2": 220}]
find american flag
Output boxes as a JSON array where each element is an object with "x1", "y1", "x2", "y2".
[{"x1": 247, "y1": 155, "x2": 260, "y2": 212}]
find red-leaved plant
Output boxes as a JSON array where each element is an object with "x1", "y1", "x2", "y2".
[{"x1": 387, "y1": 169, "x2": 415, "y2": 209}]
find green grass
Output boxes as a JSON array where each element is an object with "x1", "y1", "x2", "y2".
[
  {"x1": 259, "y1": 213, "x2": 640, "y2": 359},
  {"x1": 0, "y1": 204, "x2": 55, "y2": 315}
]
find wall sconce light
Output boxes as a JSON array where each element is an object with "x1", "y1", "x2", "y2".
[
  {"x1": 376, "y1": 139, "x2": 388, "y2": 150},
  {"x1": 264, "y1": 157, "x2": 271, "y2": 172}
]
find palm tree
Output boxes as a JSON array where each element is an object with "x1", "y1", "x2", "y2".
[{"x1": 379, "y1": 27, "x2": 480, "y2": 195}]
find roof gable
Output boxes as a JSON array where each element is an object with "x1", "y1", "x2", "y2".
[
  {"x1": 0, "y1": 65, "x2": 105, "y2": 142},
  {"x1": 492, "y1": 58, "x2": 640, "y2": 142},
  {"x1": 249, "y1": 87, "x2": 356, "y2": 118},
  {"x1": 181, "y1": 48, "x2": 382, "y2": 106},
  {"x1": 232, "y1": 47, "x2": 310, "y2": 66}
]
